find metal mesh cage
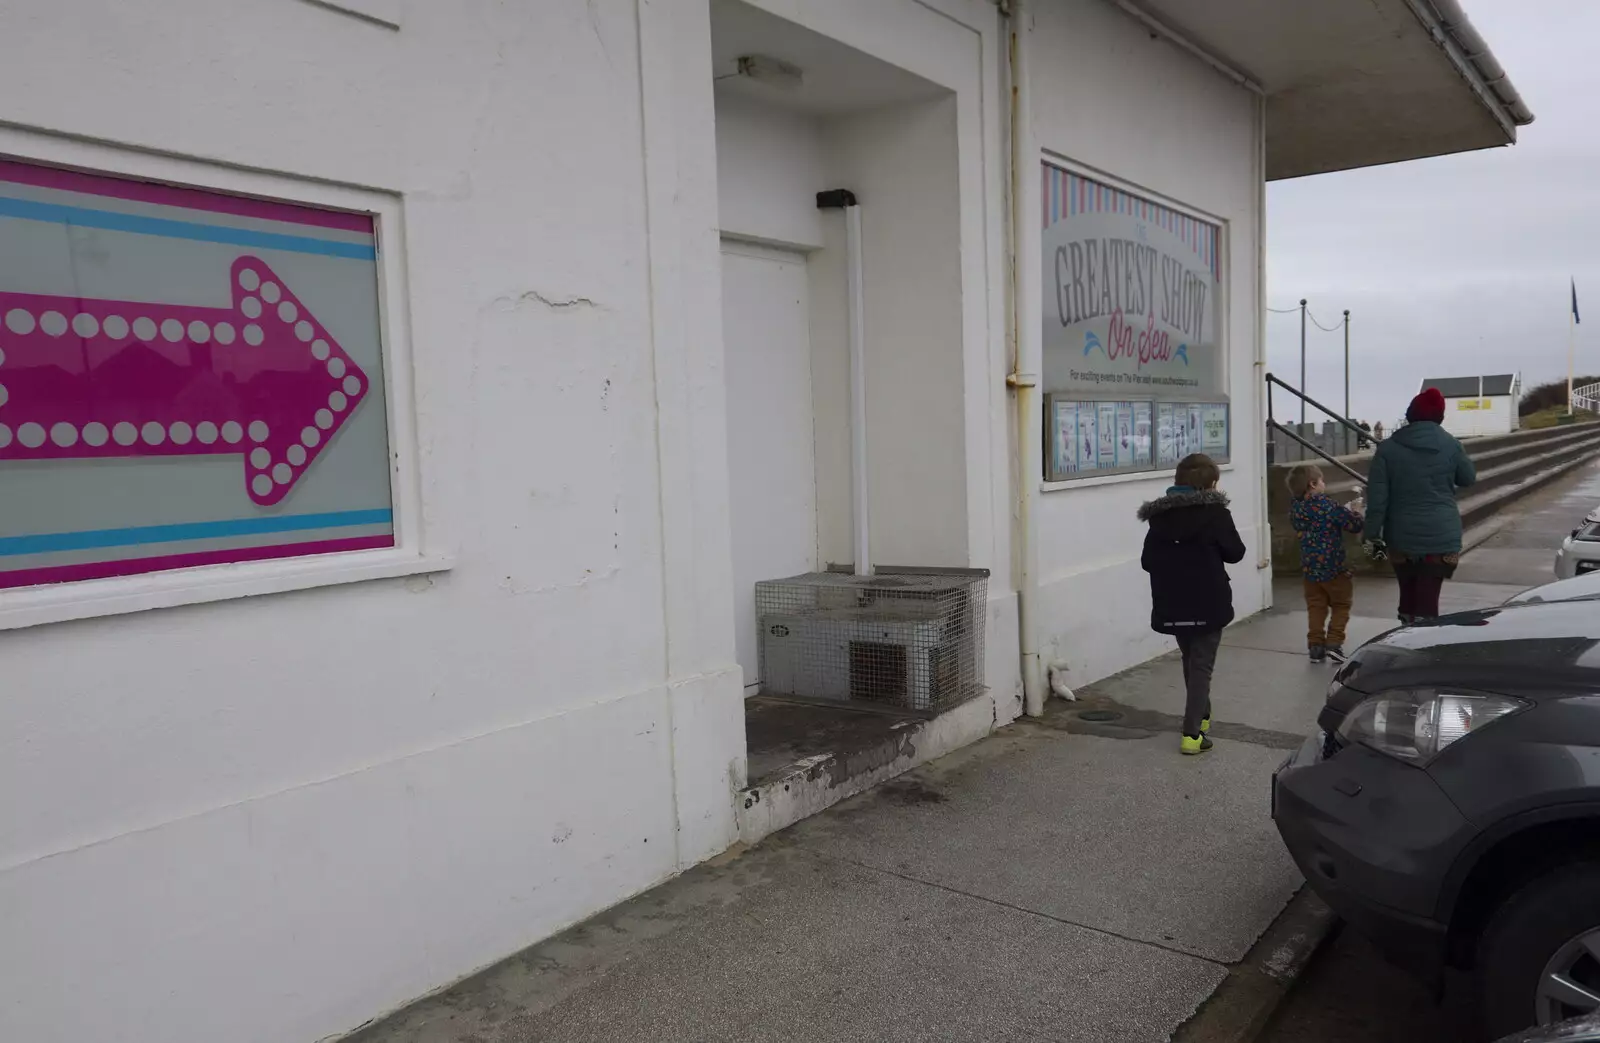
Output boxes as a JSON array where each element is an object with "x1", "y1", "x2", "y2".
[{"x1": 754, "y1": 570, "x2": 988, "y2": 714}]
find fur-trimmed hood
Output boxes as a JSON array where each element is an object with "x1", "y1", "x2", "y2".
[{"x1": 1136, "y1": 487, "x2": 1230, "y2": 522}]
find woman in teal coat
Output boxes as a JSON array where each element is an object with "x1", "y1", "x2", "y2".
[{"x1": 1364, "y1": 387, "x2": 1477, "y2": 623}]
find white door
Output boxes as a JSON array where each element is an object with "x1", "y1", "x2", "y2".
[{"x1": 721, "y1": 241, "x2": 818, "y2": 692}]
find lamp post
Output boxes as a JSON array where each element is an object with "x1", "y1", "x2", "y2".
[
  {"x1": 1300, "y1": 298, "x2": 1308, "y2": 424},
  {"x1": 1343, "y1": 309, "x2": 1351, "y2": 419}
]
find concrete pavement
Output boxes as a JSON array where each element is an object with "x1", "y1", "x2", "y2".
[
  {"x1": 346, "y1": 638, "x2": 1303, "y2": 1042},
  {"x1": 356, "y1": 617, "x2": 1328, "y2": 1043},
  {"x1": 352, "y1": 463, "x2": 1600, "y2": 1043}
]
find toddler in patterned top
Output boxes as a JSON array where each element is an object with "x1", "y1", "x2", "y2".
[{"x1": 1288, "y1": 464, "x2": 1365, "y2": 663}]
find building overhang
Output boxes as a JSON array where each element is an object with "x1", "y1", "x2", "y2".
[{"x1": 1115, "y1": 0, "x2": 1533, "y2": 180}]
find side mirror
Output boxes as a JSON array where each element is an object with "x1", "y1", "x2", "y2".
[{"x1": 1573, "y1": 529, "x2": 1582, "y2": 539}]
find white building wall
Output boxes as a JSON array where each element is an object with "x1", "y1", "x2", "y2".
[
  {"x1": 826, "y1": 96, "x2": 969, "y2": 568},
  {"x1": 1442, "y1": 394, "x2": 1515, "y2": 437},
  {"x1": 1025, "y1": 0, "x2": 1270, "y2": 687},
  {"x1": 786, "y1": 0, "x2": 1019, "y2": 711},
  {"x1": 0, "y1": 1, "x2": 1018, "y2": 1042},
  {"x1": 714, "y1": 92, "x2": 828, "y2": 250},
  {"x1": 0, "y1": 3, "x2": 743, "y2": 1043},
  {"x1": 714, "y1": 90, "x2": 970, "y2": 573},
  {"x1": 0, "y1": 0, "x2": 1281, "y2": 1038},
  {"x1": 710, "y1": 0, "x2": 1020, "y2": 711},
  {"x1": 1484, "y1": 394, "x2": 1515, "y2": 434}
]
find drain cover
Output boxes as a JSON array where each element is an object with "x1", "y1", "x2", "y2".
[{"x1": 1077, "y1": 710, "x2": 1122, "y2": 723}]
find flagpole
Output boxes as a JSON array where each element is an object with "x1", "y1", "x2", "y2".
[{"x1": 1571, "y1": 289, "x2": 1578, "y2": 415}]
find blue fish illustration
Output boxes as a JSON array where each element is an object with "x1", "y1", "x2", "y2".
[
  {"x1": 1174, "y1": 343, "x2": 1189, "y2": 366},
  {"x1": 1083, "y1": 331, "x2": 1105, "y2": 357}
]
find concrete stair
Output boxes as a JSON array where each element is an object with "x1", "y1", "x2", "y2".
[{"x1": 1269, "y1": 423, "x2": 1600, "y2": 575}]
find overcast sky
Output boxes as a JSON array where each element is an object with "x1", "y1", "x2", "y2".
[{"x1": 1266, "y1": 0, "x2": 1589, "y2": 427}]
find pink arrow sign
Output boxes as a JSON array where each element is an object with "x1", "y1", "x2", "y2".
[{"x1": 0, "y1": 256, "x2": 369, "y2": 506}]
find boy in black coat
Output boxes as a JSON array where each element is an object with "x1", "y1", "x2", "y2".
[{"x1": 1137, "y1": 453, "x2": 1247, "y2": 755}]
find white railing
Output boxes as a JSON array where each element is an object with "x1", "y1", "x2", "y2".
[{"x1": 1574, "y1": 381, "x2": 1600, "y2": 413}]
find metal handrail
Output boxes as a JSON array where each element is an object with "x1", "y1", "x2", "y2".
[
  {"x1": 1266, "y1": 419, "x2": 1367, "y2": 485},
  {"x1": 1265, "y1": 372, "x2": 1370, "y2": 486},
  {"x1": 1265, "y1": 373, "x2": 1374, "y2": 443},
  {"x1": 1574, "y1": 381, "x2": 1600, "y2": 413}
]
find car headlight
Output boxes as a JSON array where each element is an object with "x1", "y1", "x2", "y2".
[{"x1": 1335, "y1": 689, "x2": 1527, "y2": 764}]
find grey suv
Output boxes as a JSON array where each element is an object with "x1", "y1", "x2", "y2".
[{"x1": 1273, "y1": 597, "x2": 1600, "y2": 1039}]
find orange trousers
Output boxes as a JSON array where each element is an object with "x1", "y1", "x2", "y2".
[{"x1": 1305, "y1": 574, "x2": 1354, "y2": 648}]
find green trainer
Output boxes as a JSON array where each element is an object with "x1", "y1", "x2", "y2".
[
  {"x1": 1180, "y1": 733, "x2": 1214, "y2": 756},
  {"x1": 1200, "y1": 715, "x2": 1211, "y2": 734}
]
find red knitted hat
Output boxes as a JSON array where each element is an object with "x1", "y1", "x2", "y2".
[{"x1": 1406, "y1": 387, "x2": 1446, "y2": 424}]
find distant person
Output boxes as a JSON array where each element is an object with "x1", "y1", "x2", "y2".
[
  {"x1": 1138, "y1": 453, "x2": 1247, "y2": 756},
  {"x1": 1373, "y1": 421, "x2": 1385, "y2": 442},
  {"x1": 1287, "y1": 464, "x2": 1365, "y2": 662},
  {"x1": 1364, "y1": 388, "x2": 1477, "y2": 624}
]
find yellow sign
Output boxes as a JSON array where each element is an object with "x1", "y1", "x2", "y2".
[{"x1": 1457, "y1": 398, "x2": 1488, "y2": 410}]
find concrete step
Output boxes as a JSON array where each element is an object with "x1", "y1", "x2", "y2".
[
  {"x1": 735, "y1": 694, "x2": 997, "y2": 846},
  {"x1": 1459, "y1": 440, "x2": 1600, "y2": 530},
  {"x1": 1458, "y1": 431, "x2": 1600, "y2": 507},
  {"x1": 1318, "y1": 423, "x2": 1600, "y2": 495}
]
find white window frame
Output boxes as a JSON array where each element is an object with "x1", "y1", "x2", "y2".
[{"x1": 0, "y1": 126, "x2": 448, "y2": 631}]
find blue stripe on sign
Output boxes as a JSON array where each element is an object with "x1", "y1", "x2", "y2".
[
  {"x1": 0, "y1": 509, "x2": 394, "y2": 556},
  {"x1": 0, "y1": 196, "x2": 377, "y2": 260}
]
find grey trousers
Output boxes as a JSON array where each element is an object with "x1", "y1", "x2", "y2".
[{"x1": 1175, "y1": 629, "x2": 1222, "y2": 738}]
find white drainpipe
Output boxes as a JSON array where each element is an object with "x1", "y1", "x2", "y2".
[
  {"x1": 1004, "y1": 0, "x2": 1046, "y2": 717},
  {"x1": 846, "y1": 203, "x2": 872, "y2": 577},
  {"x1": 1254, "y1": 91, "x2": 1272, "y2": 588},
  {"x1": 818, "y1": 189, "x2": 872, "y2": 576}
]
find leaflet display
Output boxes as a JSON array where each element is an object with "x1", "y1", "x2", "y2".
[{"x1": 1049, "y1": 396, "x2": 1227, "y2": 482}]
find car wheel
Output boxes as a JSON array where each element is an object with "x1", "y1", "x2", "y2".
[{"x1": 1479, "y1": 861, "x2": 1600, "y2": 1038}]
